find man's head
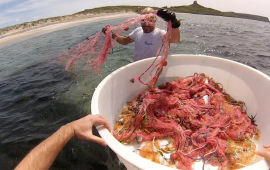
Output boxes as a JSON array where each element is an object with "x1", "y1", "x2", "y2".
[{"x1": 140, "y1": 7, "x2": 157, "y2": 33}]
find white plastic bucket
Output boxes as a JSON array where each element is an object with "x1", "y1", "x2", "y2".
[{"x1": 91, "y1": 54, "x2": 270, "y2": 170}]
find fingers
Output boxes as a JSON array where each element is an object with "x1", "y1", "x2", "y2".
[
  {"x1": 256, "y1": 150, "x2": 267, "y2": 157},
  {"x1": 157, "y1": 9, "x2": 179, "y2": 28},
  {"x1": 88, "y1": 135, "x2": 107, "y2": 147},
  {"x1": 102, "y1": 28, "x2": 106, "y2": 34},
  {"x1": 256, "y1": 150, "x2": 270, "y2": 162},
  {"x1": 73, "y1": 115, "x2": 111, "y2": 146},
  {"x1": 157, "y1": 9, "x2": 170, "y2": 22},
  {"x1": 112, "y1": 33, "x2": 117, "y2": 39},
  {"x1": 102, "y1": 120, "x2": 111, "y2": 132},
  {"x1": 264, "y1": 145, "x2": 270, "y2": 149},
  {"x1": 263, "y1": 145, "x2": 270, "y2": 152},
  {"x1": 91, "y1": 115, "x2": 111, "y2": 132}
]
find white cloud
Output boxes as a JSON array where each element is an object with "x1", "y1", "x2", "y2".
[
  {"x1": 15, "y1": 18, "x2": 20, "y2": 22},
  {"x1": 0, "y1": 0, "x2": 270, "y2": 28}
]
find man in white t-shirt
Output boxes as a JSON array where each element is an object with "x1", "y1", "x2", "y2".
[{"x1": 113, "y1": 7, "x2": 180, "y2": 62}]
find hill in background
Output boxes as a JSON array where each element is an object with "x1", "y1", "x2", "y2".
[{"x1": 0, "y1": 1, "x2": 269, "y2": 38}]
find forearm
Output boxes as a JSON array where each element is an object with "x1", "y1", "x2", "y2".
[
  {"x1": 15, "y1": 123, "x2": 74, "y2": 170},
  {"x1": 116, "y1": 36, "x2": 129, "y2": 45},
  {"x1": 170, "y1": 28, "x2": 180, "y2": 43}
]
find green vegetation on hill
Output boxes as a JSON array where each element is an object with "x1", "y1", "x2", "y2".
[
  {"x1": 0, "y1": 2, "x2": 269, "y2": 37},
  {"x1": 75, "y1": 6, "x2": 146, "y2": 14},
  {"x1": 168, "y1": 2, "x2": 269, "y2": 22}
]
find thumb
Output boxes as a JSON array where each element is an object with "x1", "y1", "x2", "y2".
[
  {"x1": 264, "y1": 145, "x2": 270, "y2": 149},
  {"x1": 89, "y1": 135, "x2": 107, "y2": 146},
  {"x1": 256, "y1": 150, "x2": 266, "y2": 157}
]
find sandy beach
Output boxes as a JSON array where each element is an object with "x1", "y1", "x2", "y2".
[{"x1": 0, "y1": 13, "x2": 138, "y2": 46}]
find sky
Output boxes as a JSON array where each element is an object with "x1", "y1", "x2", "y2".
[{"x1": 0, "y1": 0, "x2": 270, "y2": 29}]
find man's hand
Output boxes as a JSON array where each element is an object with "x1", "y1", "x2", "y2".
[
  {"x1": 15, "y1": 114, "x2": 111, "y2": 170},
  {"x1": 69, "y1": 114, "x2": 111, "y2": 146},
  {"x1": 256, "y1": 145, "x2": 270, "y2": 162},
  {"x1": 102, "y1": 28, "x2": 117, "y2": 39},
  {"x1": 112, "y1": 33, "x2": 117, "y2": 39},
  {"x1": 157, "y1": 9, "x2": 181, "y2": 28},
  {"x1": 102, "y1": 28, "x2": 107, "y2": 34}
]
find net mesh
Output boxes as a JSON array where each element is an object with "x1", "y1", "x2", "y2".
[
  {"x1": 114, "y1": 73, "x2": 259, "y2": 170},
  {"x1": 59, "y1": 13, "x2": 170, "y2": 90},
  {"x1": 58, "y1": 13, "x2": 258, "y2": 170}
]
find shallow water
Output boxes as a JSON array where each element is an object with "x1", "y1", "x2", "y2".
[{"x1": 0, "y1": 13, "x2": 270, "y2": 170}]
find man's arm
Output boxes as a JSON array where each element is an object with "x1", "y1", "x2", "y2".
[
  {"x1": 157, "y1": 9, "x2": 181, "y2": 43},
  {"x1": 115, "y1": 35, "x2": 133, "y2": 45},
  {"x1": 170, "y1": 28, "x2": 180, "y2": 43},
  {"x1": 15, "y1": 115, "x2": 110, "y2": 170}
]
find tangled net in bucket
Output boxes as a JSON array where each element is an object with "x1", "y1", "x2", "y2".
[
  {"x1": 58, "y1": 13, "x2": 171, "y2": 90},
  {"x1": 113, "y1": 73, "x2": 259, "y2": 170}
]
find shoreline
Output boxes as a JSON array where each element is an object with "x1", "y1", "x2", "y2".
[{"x1": 0, "y1": 13, "x2": 138, "y2": 46}]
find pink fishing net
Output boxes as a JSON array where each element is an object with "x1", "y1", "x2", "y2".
[
  {"x1": 59, "y1": 12, "x2": 258, "y2": 170},
  {"x1": 58, "y1": 13, "x2": 171, "y2": 90},
  {"x1": 114, "y1": 73, "x2": 259, "y2": 170}
]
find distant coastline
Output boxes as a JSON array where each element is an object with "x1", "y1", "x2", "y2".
[
  {"x1": 0, "y1": 1, "x2": 269, "y2": 44},
  {"x1": 169, "y1": 1, "x2": 269, "y2": 23},
  {"x1": 0, "y1": 13, "x2": 137, "y2": 46}
]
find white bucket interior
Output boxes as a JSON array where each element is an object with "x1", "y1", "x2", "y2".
[{"x1": 91, "y1": 54, "x2": 270, "y2": 170}]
